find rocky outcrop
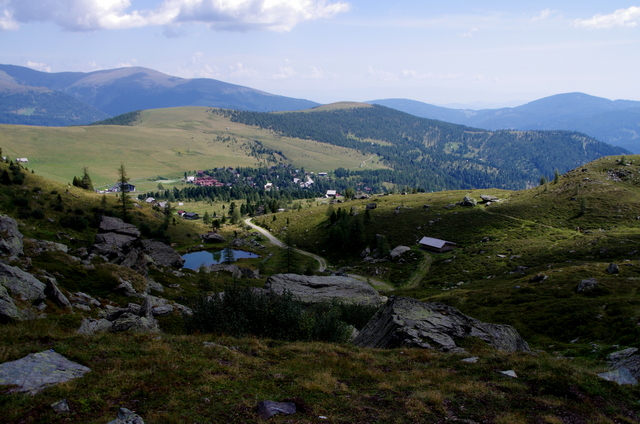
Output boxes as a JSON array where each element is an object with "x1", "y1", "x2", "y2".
[
  {"x1": 480, "y1": 194, "x2": 500, "y2": 203},
  {"x1": 0, "y1": 263, "x2": 46, "y2": 303},
  {"x1": 90, "y1": 216, "x2": 184, "y2": 274},
  {"x1": 353, "y1": 296, "x2": 530, "y2": 353},
  {"x1": 0, "y1": 214, "x2": 23, "y2": 257},
  {"x1": 0, "y1": 350, "x2": 90, "y2": 394},
  {"x1": 264, "y1": 274, "x2": 383, "y2": 305},
  {"x1": 458, "y1": 196, "x2": 477, "y2": 207},
  {"x1": 599, "y1": 348, "x2": 640, "y2": 385},
  {"x1": 0, "y1": 283, "x2": 21, "y2": 322},
  {"x1": 201, "y1": 232, "x2": 226, "y2": 243},
  {"x1": 77, "y1": 296, "x2": 173, "y2": 335}
]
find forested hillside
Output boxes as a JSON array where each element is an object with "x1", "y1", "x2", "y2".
[{"x1": 223, "y1": 105, "x2": 628, "y2": 190}]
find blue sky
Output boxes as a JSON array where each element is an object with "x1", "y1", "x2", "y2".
[{"x1": 1, "y1": 1, "x2": 639, "y2": 107}]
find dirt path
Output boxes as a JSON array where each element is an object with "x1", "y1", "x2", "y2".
[{"x1": 244, "y1": 218, "x2": 327, "y2": 272}]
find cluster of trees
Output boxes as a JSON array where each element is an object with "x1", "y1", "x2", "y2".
[
  {"x1": 223, "y1": 105, "x2": 625, "y2": 191},
  {"x1": 90, "y1": 111, "x2": 141, "y2": 126},
  {"x1": 72, "y1": 167, "x2": 93, "y2": 190}
]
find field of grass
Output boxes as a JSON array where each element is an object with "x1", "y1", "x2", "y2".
[
  {"x1": 0, "y1": 107, "x2": 386, "y2": 189},
  {"x1": 1, "y1": 319, "x2": 639, "y2": 424}
]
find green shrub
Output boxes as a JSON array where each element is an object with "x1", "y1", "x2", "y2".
[{"x1": 184, "y1": 285, "x2": 361, "y2": 343}]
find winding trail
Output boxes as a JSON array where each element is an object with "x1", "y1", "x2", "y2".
[
  {"x1": 244, "y1": 218, "x2": 327, "y2": 272},
  {"x1": 244, "y1": 218, "x2": 398, "y2": 291}
]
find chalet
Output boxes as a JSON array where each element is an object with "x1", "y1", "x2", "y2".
[
  {"x1": 107, "y1": 182, "x2": 136, "y2": 192},
  {"x1": 183, "y1": 212, "x2": 199, "y2": 220},
  {"x1": 326, "y1": 190, "x2": 337, "y2": 198},
  {"x1": 318, "y1": 172, "x2": 328, "y2": 177},
  {"x1": 16, "y1": 158, "x2": 28, "y2": 163},
  {"x1": 418, "y1": 237, "x2": 457, "y2": 253},
  {"x1": 144, "y1": 197, "x2": 156, "y2": 204}
]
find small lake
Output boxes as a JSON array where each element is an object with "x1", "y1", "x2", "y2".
[{"x1": 181, "y1": 249, "x2": 260, "y2": 270}]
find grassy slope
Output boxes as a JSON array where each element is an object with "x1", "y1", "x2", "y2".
[
  {"x1": 264, "y1": 155, "x2": 640, "y2": 350},
  {"x1": 0, "y1": 107, "x2": 385, "y2": 191},
  {"x1": 1, "y1": 158, "x2": 640, "y2": 422}
]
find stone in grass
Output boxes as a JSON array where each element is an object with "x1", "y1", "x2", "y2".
[
  {"x1": 607, "y1": 263, "x2": 620, "y2": 274},
  {"x1": 499, "y1": 370, "x2": 518, "y2": 378},
  {"x1": 576, "y1": 278, "x2": 598, "y2": 293},
  {"x1": 257, "y1": 400, "x2": 296, "y2": 420},
  {"x1": 51, "y1": 399, "x2": 70, "y2": 414},
  {"x1": 0, "y1": 350, "x2": 90, "y2": 394},
  {"x1": 598, "y1": 368, "x2": 638, "y2": 385},
  {"x1": 107, "y1": 408, "x2": 145, "y2": 424}
]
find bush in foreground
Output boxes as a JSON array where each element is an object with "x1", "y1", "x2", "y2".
[{"x1": 184, "y1": 285, "x2": 378, "y2": 343}]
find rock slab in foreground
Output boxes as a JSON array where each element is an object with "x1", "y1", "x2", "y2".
[
  {"x1": 353, "y1": 296, "x2": 530, "y2": 352},
  {"x1": 0, "y1": 350, "x2": 90, "y2": 394},
  {"x1": 264, "y1": 273, "x2": 383, "y2": 305}
]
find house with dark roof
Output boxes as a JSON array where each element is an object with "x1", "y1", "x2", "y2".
[{"x1": 418, "y1": 236, "x2": 457, "y2": 253}]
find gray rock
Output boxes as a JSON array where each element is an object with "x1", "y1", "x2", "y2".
[
  {"x1": 0, "y1": 214, "x2": 23, "y2": 256},
  {"x1": 389, "y1": 246, "x2": 411, "y2": 259},
  {"x1": 140, "y1": 239, "x2": 185, "y2": 268},
  {"x1": 256, "y1": 400, "x2": 296, "y2": 420},
  {"x1": 460, "y1": 196, "x2": 477, "y2": 206},
  {"x1": 0, "y1": 263, "x2": 46, "y2": 302},
  {"x1": 94, "y1": 232, "x2": 138, "y2": 250},
  {"x1": 461, "y1": 357, "x2": 479, "y2": 363},
  {"x1": 100, "y1": 216, "x2": 141, "y2": 237},
  {"x1": 480, "y1": 194, "x2": 500, "y2": 203},
  {"x1": 51, "y1": 399, "x2": 71, "y2": 413},
  {"x1": 116, "y1": 281, "x2": 141, "y2": 298},
  {"x1": 607, "y1": 263, "x2": 620, "y2": 274},
  {"x1": 44, "y1": 278, "x2": 71, "y2": 308},
  {"x1": 0, "y1": 283, "x2": 21, "y2": 321},
  {"x1": 107, "y1": 407, "x2": 145, "y2": 424},
  {"x1": 499, "y1": 370, "x2": 518, "y2": 378},
  {"x1": 0, "y1": 350, "x2": 90, "y2": 394},
  {"x1": 70, "y1": 292, "x2": 100, "y2": 307},
  {"x1": 111, "y1": 312, "x2": 160, "y2": 333},
  {"x1": 353, "y1": 297, "x2": 530, "y2": 352},
  {"x1": 152, "y1": 305, "x2": 173, "y2": 316},
  {"x1": 576, "y1": 278, "x2": 598, "y2": 292},
  {"x1": 598, "y1": 368, "x2": 638, "y2": 385},
  {"x1": 77, "y1": 318, "x2": 113, "y2": 335},
  {"x1": 264, "y1": 274, "x2": 383, "y2": 305},
  {"x1": 27, "y1": 239, "x2": 68, "y2": 254},
  {"x1": 607, "y1": 348, "x2": 640, "y2": 379},
  {"x1": 147, "y1": 279, "x2": 164, "y2": 293},
  {"x1": 201, "y1": 232, "x2": 225, "y2": 243}
]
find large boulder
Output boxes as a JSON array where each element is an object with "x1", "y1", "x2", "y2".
[
  {"x1": 389, "y1": 246, "x2": 411, "y2": 260},
  {"x1": 604, "y1": 348, "x2": 640, "y2": 384},
  {"x1": 0, "y1": 284, "x2": 21, "y2": 322},
  {"x1": 353, "y1": 296, "x2": 530, "y2": 353},
  {"x1": 0, "y1": 263, "x2": 46, "y2": 303},
  {"x1": 140, "y1": 239, "x2": 185, "y2": 268},
  {"x1": 264, "y1": 274, "x2": 383, "y2": 305},
  {"x1": 0, "y1": 350, "x2": 90, "y2": 394},
  {"x1": 99, "y1": 216, "x2": 141, "y2": 237},
  {"x1": 0, "y1": 214, "x2": 23, "y2": 257}
]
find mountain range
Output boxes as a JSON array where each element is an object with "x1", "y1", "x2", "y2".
[
  {"x1": 369, "y1": 93, "x2": 640, "y2": 153},
  {"x1": 0, "y1": 63, "x2": 638, "y2": 153},
  {"x1": 0, "y1": 64, "x2": 318, "y2": 125}
]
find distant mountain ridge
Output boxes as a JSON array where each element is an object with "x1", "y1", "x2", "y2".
[
  {"x1": 369, "y1": 93, "x2": 640, "y2": 153},
  {"x1": 0, "y1": 64, "x2": 319, "y2": 125}
]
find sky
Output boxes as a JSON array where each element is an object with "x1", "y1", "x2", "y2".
[{"x1": 1, "y1": 1, "x2": 640, "y2": 108}]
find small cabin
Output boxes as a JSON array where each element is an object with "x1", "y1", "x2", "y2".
[{"x1": 418, "y1": 236, "x2": 457, "y2": 253}]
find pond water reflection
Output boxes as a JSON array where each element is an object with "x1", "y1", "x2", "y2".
[{"x1": 181, "y1": 249, "x2": 260, "y2": 270}]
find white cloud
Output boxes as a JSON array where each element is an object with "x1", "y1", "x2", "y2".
[
  {"x1": 367, "y1": 65, "x2": 398, "y2": 81},
  {"x1": 26, "y1": 61, "x2": 51, "y2": 72},
  {"x1": 273, "y1": 66, "x2": 297, "y2": 79},
  {"x1": 573, "y1": 6, "x2": 640, "y2": 29},
  {"x1": 0, "y1": 0, "x2": 350, "y2": 32},
  {"x1": 461, "y1": 27, "x2": 478, "y2": 38},
  {"x1": 229, "y1": 62, "x2": 261, "y2": 79},
  {"x1": 532, "y1": 8, "x2": 557, "y2": 22}
]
